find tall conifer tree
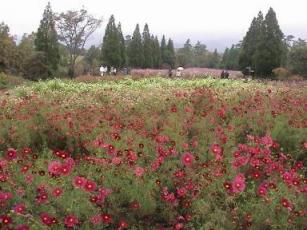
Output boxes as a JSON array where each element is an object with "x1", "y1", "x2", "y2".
[
  {"x1": 127, "y1": 24, "x2": 144, "y2": 67},
  {"x1": 101, "y1": 15, "x2": 122, "y2": 68},
  {"x1": 35, "y1": 2, "x2": 60, "y2": 76},
  {"x1": 142, "y1": 24, "x2": 153, "y2": 68}
]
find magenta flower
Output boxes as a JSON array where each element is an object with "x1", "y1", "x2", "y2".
[
  {"x1": 134, "y1": 166, "x2": 145, "y2": 177},
  {"x1": 48, "y1": 161, "x2": 62, "y2": 176},
  {"x1": 5, "y1": 148, "x2": 17, "y2": 160},
  {"x1": 73, "y1": 176, "x2": 86, "y2": 188},
  {"x1": 231, "y1": 173, "x2": 246, "y2": 193},
  {"x1": 210, "y1": 144, "x2": 223, "y2": 161},
  {"x1": 64, "y1": 214, "x2": 79, "y2": 228},
  {"x1": 181, "y1": 152, "x2": 194, "y2": 167}
]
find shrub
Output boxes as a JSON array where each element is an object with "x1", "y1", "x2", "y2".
[{"x1": 272, "y1": 67, "x2": 291, "y2": 80}]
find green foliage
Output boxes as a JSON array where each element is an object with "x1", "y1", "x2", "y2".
[
  {"x1": 288, "y1": 40, "x2": 307, "y2": 78},
  {"x1": 239, "y1": 8, "x2": 285, "y2": 77},
  {"x1": 35, "y1": 2, "x2": 60, "y2": 77},
  {"x1": 221, "y1": 44, "x2": 240, "y2": 70},
  {"x1": 101, "y1": 15, "x2": 123, "y2": 68},
  {"x1": 23, "y1": 52, "x2": 50, "y2": 80},
  {"x1": 142, "y1": 24, "x2": 153, "y2": 68},
  {"x1": 0, "y1": 22, "x2": 17, "y2": 74},
  {"x1": 127, "y1": 24, "x2": 144, "y2": 67}
]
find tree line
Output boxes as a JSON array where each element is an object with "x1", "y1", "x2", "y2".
[{"x1": 0, "y1": 3, "x2": 306, "y2": 79}]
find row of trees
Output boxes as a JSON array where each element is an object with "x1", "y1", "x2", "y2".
[
  {"x1": 0, "y1": 3, "x2": 306, "y2": 79},
  {"x1": 101, "y1": 16, "x2": 175, "y2": 69}
]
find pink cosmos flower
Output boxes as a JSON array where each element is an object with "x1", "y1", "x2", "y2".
[
  {"x1": 210, "y1": 144, "x2": 223, "y2": 161},
  {"x1": 52, "y1": 187, "x2": 63, "y2": 197},
  {"x1": 40, "y1": 213, "x2": 55, "y2": 226},
  {"x1": 73, "y1": 176, "x2": 86, "y2": 188},
  {"x1": 134, "y1": 166, "x2": 145, "y2": 177},
  {"x1": 257, "y1": 183, "x2": 268, "y2": 196},
  {"x1": 231, "y1": 173, "x2": 246, "y2": 193},
  {"x1": 112, "y1": 157, "x2": 122, "y2": 165},
  {"x1": 101, "y1": 213, "x2": 112, "y2": 224},
  {"x1": 97, "y1": 187, "x2": 112, "y2": 203},
  {"x1": 176, "y1": 187, "x2": 187, "y2": 197},
  {"x1": 84, "y1": 180, "x2": 97, "y2": 192},
  {"x1": 5, "y1": 148, "x2": 17, "y2": 160},
  {"x1": 64, "y1": 214, "x2": 79, "y2": 228},
  {"x1": 13, "y1": 203, "x2": 26, "y2": 214},
  {"x1": 181, "y1": 153, "x2": 194, "y2": 167},
  {"x1": 48, "y1": 161, "x2": 62, "y2": 176}
]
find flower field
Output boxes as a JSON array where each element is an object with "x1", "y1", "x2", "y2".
[{"x1": 0, "y1": 77, "x2": 306, "y2": 229}]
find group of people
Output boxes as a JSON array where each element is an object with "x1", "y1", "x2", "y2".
[
  {"x1": 99, "y1": 66, "x2": 117, "y2": 76},
  {"x1": 220, "y1": 70, "x2": 230, "y2": 79}
]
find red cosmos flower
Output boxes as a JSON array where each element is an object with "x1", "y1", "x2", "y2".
[
  {"x1": 111, "y1": 157, "x2": 122, "y2": 165},
  {"x1": 0, "y1": 173, "x2": 8, "y2": 182},
  {"x1": 22, "y1": 147, "x2": 32, "y2": 156},
  {"x1": 210, "y1": 144, "x2": 223, "y2": 161},
  {"x1": 97, "y1": 187, "x2": 112, "y2": 203},
  {"x1": 64, "y1": 214, "x2": 79, "y2": 228},
  {"x1": 251, "y1": 171, "x2": 261, "y2": 180},
  {"x1": 0, "y1": 192, "x2": 13, "y2": 201},
  {"x1": 231, "y1": 173, "x2": 246, "y2": 193},
  {"x1": 73, "y1": 176, "x2": 86, "y2": 188},
  {"x1": 257, "y1": 184, "x2": 268, "y2": 197},
  {"x1": 53, "y1": 149, "x2": 69, "y2": 159},
  {"x1": 232, "y1": 156, "x2": 249, "y2": 169},
  {"x1": 134, "y1": 166, "x2": 145, "y2": 177},
  {"x1": 48, "y1": 161, "x2": 62, "y2": 176},
  {"x1": 181, "y1": 153, "x2": 194, "y2": 167},
  {"x1": 0, "y1": 215, "x2": 12, "y2": 225},
  {"x1": 280, "y1": 198, "x2": 293, "y2": 211},
  {"x1": 118, "y1": 219, "x2": 129, "y2": 229},
  {"x1": 52, "y1": 187, "x2": 63, "y2": 197},
  {"x1": 84, "y1": 180, "x2": 97, "y2": 192},
  {"x1": 20, "y1": 165, "x2": 30, "y2": 173},
  {"x1": 130, "y1": 201, "x2": 140, "y2": 209},
  {"x1": 5, "y1": 148, "x2": 17, "y2": 160},
  {"x1": 261, "y1": 135, "x2": 273, "y2": 148},
  {"x1": 24, "y1": 174, "x2": 34, "y2": 184},
  {"x1": 13, "y1": 203, "x2": 26, "y2": 214},
  {"x1": 40, "y1": 213, "x2": 56, "y2": 226},
  {"x1": 176, "y1": 187, "x2": 187, "y2": 197},
  {"x1": 16, "y1": 224, "x2": 30, "y2": 230},
  {"x1": 101, "y1": 213, "x2": 112, "y2": 224},
  {"x1": 173, "y1": 170, "x2": 186, "y2": 179}
]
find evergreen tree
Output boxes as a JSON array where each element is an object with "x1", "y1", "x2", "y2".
[
  {"x1": 160, "y1": 35, "x2": 167, "y2": 65},
  {"x1": 117, "y1": 23, "x2": 126, "y2": 67},
  {"x1": 193, "y1": 41, "x2": 207, "y2": 67},
  {"x1": 239, "y1": 8, "x2": 284, "y2": 77},
  {"x1": 101, "y1": 15, "x2": 122, "y2": 68},
  {"x1": 255, "y1": 7, "x2": 284, "y2": 76},
  {"x1": 142, "y1": 24, "x2": 153, "y2": 68},
  {"x1": 288, "y1": 39, "x2": 307, "y2": 78},
  {"x1": 222, "y1": 44, "x2": 240, "y2": 70},
  {"x1": 34, "y1": 2, "x2": 60, "y2": 76},
  {"x1": 0, "y1": 22, "x2": 16, "y2": 73},
  {"x1": 85, "y1": 45, "x2": 100, "y2": 74},
  {"x1": 165, "y1": 39, "x2": 175, "y2": 68},
  {"x1": 176, "y1": 39, "x2": 193, "y2": 67},
  {"x1": 127, "y1": 24, "x2": 144, "y2": 67},
  {"x1": 152, "y1": 36, "x2": 161, "y2": 68},
  {"x1": 239, "y1": 11, "x2": 264, "y2": 70}
]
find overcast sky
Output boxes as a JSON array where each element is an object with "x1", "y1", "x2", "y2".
[{"x1": 1, "y1": 0, "x2": 306, "y2": 50}]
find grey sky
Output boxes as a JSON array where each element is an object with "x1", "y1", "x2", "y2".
[{"x1": 1, "y1": 0, "x2": 306, "y2": 50}]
